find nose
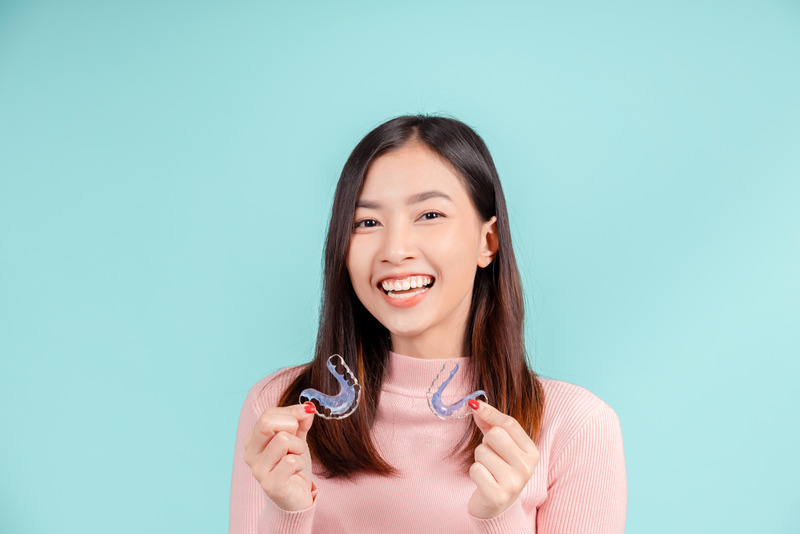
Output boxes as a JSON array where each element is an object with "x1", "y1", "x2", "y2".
[{"x1": 381, "y1": 221, "x2": 417, "y2": 265}]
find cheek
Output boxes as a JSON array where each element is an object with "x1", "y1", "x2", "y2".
[
  {"x1": 436, "y1": 227, "x2": 482, "y2": 271},
  {"x1": 346, "y1": 240, "x2": 370, "y2": 289}
]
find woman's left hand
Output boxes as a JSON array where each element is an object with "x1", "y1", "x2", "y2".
[{"x1": 468, "y1": 400, "x2": 541, "y2": 519}]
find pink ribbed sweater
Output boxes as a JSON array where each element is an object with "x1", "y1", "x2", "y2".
[{"x1": 229, "y1": 352, "x2": 627, "y2": 533}]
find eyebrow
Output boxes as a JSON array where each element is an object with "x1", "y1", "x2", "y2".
[{"x1": 355, "y1": 190, "x2": 453, "y2": 209}]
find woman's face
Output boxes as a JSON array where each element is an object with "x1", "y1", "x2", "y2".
[{"x1": 346, "y1": 141, "x2": 497, "y2": 359}]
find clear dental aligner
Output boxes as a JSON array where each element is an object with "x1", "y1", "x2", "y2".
[
  {"x1": 299, "y1": 354, "x2": 361, "y2": 419},
  {"x1": 426, "y1": 360, "x2": 488, "y2": 420}
]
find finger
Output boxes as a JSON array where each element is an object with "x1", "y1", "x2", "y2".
[
  {"x1": 471, "y1": 400, "x2": 537, "y2": 454},
  {"x1": 246, "y1": 419, "x2": 296, "y2": 458},
  {"x1": 260, "y1": 431, "x2": 308, "y2": 473},
  {"x1": 259, "y1": 455, "x2": 312, "y2": 508},
  {"x1": 269, "y1": 453, "x2": 308, "y2": 484},
  {"x1": 295, "y1": 402, "x2": 316, "y2": 442},
  {"x1": 245, "y1": 415, "x2": 300, "y2": 468},
  {"x1": 481, "y1": 425, "x2": 533, "y2": 474},
  {"x1": 470, "y1": 400, "x2": 502, "y2": 435},
  {"x1": 474, "y1": 442, "x2": 516, "y2": 485},
  {"x1": 248, "y1": 406, "x2": 306, "y2": 455},
  {"x1": 469, "y1": 459, "x2": 502, "y2": 492}
]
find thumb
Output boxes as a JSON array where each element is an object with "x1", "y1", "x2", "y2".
[
  {"x1": 295, "y1": 402, "x2": 316, "y2": 441},
  {"x1": 470, "y1": 399, "x2": 505, "y2": 435}
]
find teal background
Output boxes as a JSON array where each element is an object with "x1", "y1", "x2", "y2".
[{"x1": 1, "y1": 1, "x2": 798, "y2": 532}]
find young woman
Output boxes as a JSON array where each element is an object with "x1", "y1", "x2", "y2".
[{"x1": 229, "y1": 115, "x2": 627, "y2": 533}]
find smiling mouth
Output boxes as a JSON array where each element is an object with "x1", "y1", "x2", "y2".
[{"x1": 378, "y1": 275, "x2": 435, "y2": 299}]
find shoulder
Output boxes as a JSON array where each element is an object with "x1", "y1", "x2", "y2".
[
  {"x1": 241, "y1": 364, "x2": 308, "y2": 416},
  {"x1": 537, "y1": 377, "x2": 622, "y2": 461}
]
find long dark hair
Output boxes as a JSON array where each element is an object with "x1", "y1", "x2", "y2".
[{"x1": 278, "y1": 114, "x2": 545, "y2": 478}]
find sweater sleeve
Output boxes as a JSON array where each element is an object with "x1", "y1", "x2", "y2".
[
  {"x1": 536, "y1": 404, "x2": 627, "y2": 533},
  {"x1": 470, "y1": 497, "x2": 535, "y2": 534},
  {"x1": 229, "y1": 377, "x2": 317, "y2": 534}
]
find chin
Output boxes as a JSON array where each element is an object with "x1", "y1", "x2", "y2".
[{"x1": 383, "y1": 318, "x2": 434, "y2": 342}]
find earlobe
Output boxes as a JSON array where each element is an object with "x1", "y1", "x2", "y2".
[{"x1": 477, "y1": 216, "x2": 498, "y2": 268}]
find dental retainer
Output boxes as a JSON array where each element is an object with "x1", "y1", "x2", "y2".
[
  {"x1": 299, "y1": 354, "x2": 361, "y2": 419},
  {"x1": 426, "y1": 360, "x2": 488, "y2": 420}
]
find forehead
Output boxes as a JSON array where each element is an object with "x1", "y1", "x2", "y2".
[{"x1": 359, "y1": 142, "x2": 470, "y2": 202}]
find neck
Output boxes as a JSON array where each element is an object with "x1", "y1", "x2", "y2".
[
  {"x1": 388, "y1": 283, "x2": 474, "y2": 359},
  {"x1": 390, "y1": 331, "x2": 465, "y2": 359}
]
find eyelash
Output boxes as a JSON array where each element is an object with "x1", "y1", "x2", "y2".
[
  {"x1": 352, "y1": 211, "x2": 444, "y2": 229},
  {"x1": 420, "y1": 211, "x2": 443, "y2": 221},
  {"x1": 353, "y1": 219, "x2": 379, "y2": 229}
]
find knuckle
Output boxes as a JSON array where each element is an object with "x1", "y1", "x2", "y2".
[
  {"x1": 469, "y1": 462, "x2": 483, "y2": 479},
  {"x1": 486, "y1": 427, "x2": 505, "y2": 441},
  {"x1": 499, "y1": 417, "x2": 517, "y2": 431},
  {"x1": 274, "y1": 431, "x2": 292, "y2": 447},
  {"x1": 257, "y1": 411, "x2": 275, "y2": 426},
  {"x1": 522, "y1": 464, "x2": 534, "y2": 480}
]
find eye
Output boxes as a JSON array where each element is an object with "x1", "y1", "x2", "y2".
[
  {"x1": 419, "y1": 211, "x2": 443, "y2": 221},
  {"x1": 354, "y1": 218, "x2": 379, "y2": 229}
]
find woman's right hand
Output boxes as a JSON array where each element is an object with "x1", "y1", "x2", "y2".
[{"x1": 243, "y1": 403, "x2": 317, "y2": 511}]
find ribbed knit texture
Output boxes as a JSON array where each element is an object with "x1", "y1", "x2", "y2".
[{"x1": 230, "y1": 352, "x2": 627, "y2": 533}]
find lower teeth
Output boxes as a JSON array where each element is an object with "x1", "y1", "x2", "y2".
[{"x1": 387, "y1": 286, "x2": 430, "y2": 299}]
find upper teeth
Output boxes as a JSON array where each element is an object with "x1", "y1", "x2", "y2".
[{"x1": 381, "y1": 276, "x2": 433, "y2": 292}]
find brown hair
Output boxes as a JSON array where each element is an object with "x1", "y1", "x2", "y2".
[{"x1": 278, "y1": 114, "x2": 544, "y2": 478}]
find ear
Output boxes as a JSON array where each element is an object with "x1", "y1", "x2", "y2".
[{"x1": 477, "y1": 216, "x2": 498, "y2": 268}]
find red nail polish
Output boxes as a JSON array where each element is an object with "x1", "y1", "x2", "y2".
[
  {"x1": 304, "y1": 402, "x2": 316, "y2": 414},
  {"x1": 468, "y1": 399, "x2": 480, "y2": 410}
]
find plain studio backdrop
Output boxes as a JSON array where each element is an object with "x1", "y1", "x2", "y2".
[{"x1": 1, "y1": 1, "x2": 798, "y2": 532}]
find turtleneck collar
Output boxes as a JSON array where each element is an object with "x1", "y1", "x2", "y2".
[{"x1": 383, "y1": 351, "x2": 476, "y2": 397}]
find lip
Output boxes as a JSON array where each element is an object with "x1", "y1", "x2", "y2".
[{"x1": 380, "y1": 284, "x2": 431, "y2": 308}]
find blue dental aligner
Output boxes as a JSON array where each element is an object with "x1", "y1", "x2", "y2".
[
  {"x1": 299, "y1": 354, "x2": 361, "y2": 420},
  {"x1": 426, "y1": 360, "x2": 488, "y2": 420}
]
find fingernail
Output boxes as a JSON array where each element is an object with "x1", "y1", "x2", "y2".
[
  {"x1": 304, "y1": 402, "x2": 316, "y2": 414},
  {"x1": 468, "y1": 399, "x2": 480, "y2": 410}
]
